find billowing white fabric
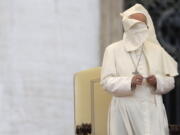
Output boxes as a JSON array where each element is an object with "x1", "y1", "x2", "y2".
[
  {"x1": 120, "y1": 3, "x2": 160, "y2": 46},
  {"x1": 123, "y1": 21, "x2": 149, "y2": 51},
  {"x1": 121, "y1": 4, "x2": 178, "y2": 77},
  {"x1": 100, "y1": 3, "x2": 179, "y2": 135}
]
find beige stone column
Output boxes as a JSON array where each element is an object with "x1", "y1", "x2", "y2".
[{"x1": 100, "y1": 0, "x2": 124, "y2": 62}]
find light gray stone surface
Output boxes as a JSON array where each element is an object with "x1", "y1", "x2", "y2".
[{"x1": 0, "y1": 0, "x2": 100, "y2": 134}]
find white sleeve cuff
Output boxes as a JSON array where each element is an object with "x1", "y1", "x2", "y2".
[{"x1": 154, "y1": 74, "x2": 175, "y2": 94}]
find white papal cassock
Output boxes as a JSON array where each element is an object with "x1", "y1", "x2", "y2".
[{"x1": 100, "y1": 42, "x2": 178, "y2": 135}]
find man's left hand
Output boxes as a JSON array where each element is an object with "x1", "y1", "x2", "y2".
[{"x1": 146, "y1": 75, "x2": 157, "y2": 88}]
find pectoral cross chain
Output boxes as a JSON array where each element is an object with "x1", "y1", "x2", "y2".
[{"x1": 129, "y1": 46, "x2": 144, "y2": 76}]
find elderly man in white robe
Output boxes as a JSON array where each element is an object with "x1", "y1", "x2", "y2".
[{"x1": 100, "y1": 4, "x2": 179, "y2": 135}]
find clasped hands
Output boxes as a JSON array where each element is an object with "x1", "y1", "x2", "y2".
[{"x1": 131, "y1": 74, "x2": 157, "y2": 89}]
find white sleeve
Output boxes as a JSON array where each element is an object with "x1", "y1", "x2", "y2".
[
  {"x1": 154, "y1": 74, "x2": 175, "y2": 94},
  {"x1": 100, "y1": 47, "x2": 134, "y2": 97}
]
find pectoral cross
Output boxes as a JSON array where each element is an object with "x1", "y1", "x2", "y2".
[{"x1": 132, "y1": 69, "x2": 140, "y2": 75}]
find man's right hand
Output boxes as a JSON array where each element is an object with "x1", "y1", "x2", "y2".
[{"x1": 131, "y1": 75, "x2": 143, "y2": 89}]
